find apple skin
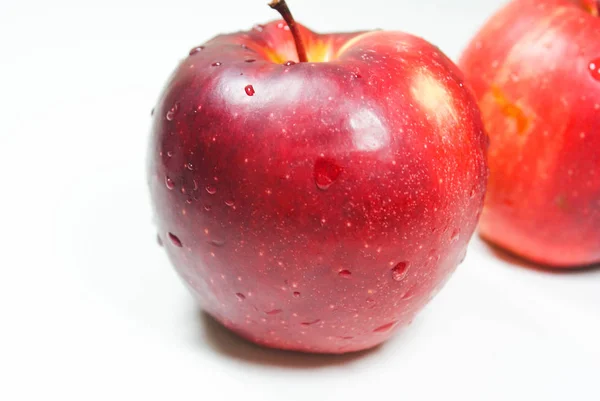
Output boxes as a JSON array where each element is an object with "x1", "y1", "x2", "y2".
[
  {"x1": 460, "y1": 0, "x2": 600, "y2": 268},
  {"x1": 148, "y1": 20, "x2": 488, "y2": 353}
]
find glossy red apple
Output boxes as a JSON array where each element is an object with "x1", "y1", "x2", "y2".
[
  {"x1": 148, "y1": 1, "x2": 488, "y2": 353},
  {"x1": 460, "y1": 0, "x2": 600, "y2": 267}
]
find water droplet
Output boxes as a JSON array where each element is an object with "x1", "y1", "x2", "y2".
[
  {"x1": 168, "y1": 232, "x2": 182, "y2": 247},
  {"x1": 185, "y1": 163, "x2": 193, "y2": 171},
  {"x1": 284, "y1": 60, "x2": 296, "y2": 66},
  {"x1": 470, "y1": 188, "x2": 476, "y2": 199},
  {"x1": 301, "y1": 319, "x2": 321, "y2": 326},
  {"x1": 451, "y1": 229, "x2": 460, "y2": 242},
  {"x1": 293, "y1": 291, "x2": 301, "y2": 297},
  {"x1": 352, "y1": 72, "x2": 362, "y2": 79},
  {"x1": 156, "y1": 234, "x2": 163, "y2": 247},
  {"x1": 212, "y1": 62, "x2": 222, "y2": 67},
  {"x1": 366, "y1": 297, "x2": 376, "y2": 309},
  {"x1": 401, "y1": 286, "x2": 416, "y2": 300},
  {"x1": 166, "y1": 103, "x2": 179, "y2": 121},
  {"x1": 589, "y1": 58, "x2": 600, "y2": 80},
  {"x1": 266, "y1": 309, "x2": 282, "y2": 315},
  {"x1": 189, "y1": 46, "x2": 205, "y2": 55},
  {"x1": 206, "y1": 185, "x2": 217, "y2": 195},
  {"x1": 245, "y1": 85, "x2": 255, "y2": 96},
  {"x1": 204, "y1": 204, "x2": 212, "y2": 211},
  {"x1": 224, "y1": 199, "x2": 235, "y2": 207},
  {"x1": 209, "y1": 239, "x2": 226, "y2": 247},
  {"x1": 391, "y1": 262, "x2": 409, "y2": 281},
  {"x1": 236, "y1": 293, "x2": 245, "y2": 301},
  {"x1": 245, "y1": 59, "x2": 256, "y2": 63},
  {"x1": 338, "y1": 270, "x2": 352, "y2": 278},
  {"x1": 374, "y1": 321, "x2": 397, "y2": 333},
  {"x1": 459, "y1": 249, "x2": 467, "y2": 264},
  {"x1": 314, "y1": 157, "x2": 342, "y2": 190},
  {"x1": 165, "y1": 176, "x2": 175, "y2": 190},
  {"x1": 167, "y1": 151, "x2": 173, "y2": 157},
  {"x1": 253, "y1": 24, "x2": 265, "y2": 32}
]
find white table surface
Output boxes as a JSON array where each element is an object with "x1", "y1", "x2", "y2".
[{"x1": 1, "y1": 0, "x2": 599, "y2": 400}]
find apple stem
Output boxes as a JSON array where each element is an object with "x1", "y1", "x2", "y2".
[{"x1": 269, "y1": 0, "x2": 308, "y2": 62}]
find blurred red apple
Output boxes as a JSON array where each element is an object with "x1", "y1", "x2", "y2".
[
  {"x1": 148, "y1": 1, "x2": 487, "y2": 353},
  {"x1": 460, "y1": 0, "x2": 600, "y2": 267}
]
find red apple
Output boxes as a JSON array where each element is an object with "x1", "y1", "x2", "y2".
[
  {"x1": 460, "y1": 0, "x2": 600, "y2": 267},
  {"x1": 148, "y1": 1, "x2": 487, "y2": 353}
]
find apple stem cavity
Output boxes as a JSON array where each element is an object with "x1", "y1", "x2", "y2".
[
  {"x1": 582, "y1": 0, "x2": 600, "y2": 16},
  {"x1": 269, "y1": 0, "x2": 308, "y2": 62}
]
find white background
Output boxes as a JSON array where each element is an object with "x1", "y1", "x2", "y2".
[{"x1": 1, "y1": 0, "x2": 599, "y2": 400}]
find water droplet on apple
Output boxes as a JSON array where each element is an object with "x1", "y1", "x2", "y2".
[
  {"x1": 589, "y1": 58, "x2": 600, "y2": 81},
  {"x1": 391, "y1": 262, "x2": 409, "y2": 281},
  {"x1": 401, "y1": 286, "x2": 416, "y2": 300},
  {"x1": 204, "y1": 205, "x2": 212, "y2": 212},
  {"x1": 301, "y1": 319, "x2": 321, "y2": 326},
  {"x1": 265, "y1": 309, "x2": 282, "y2": 315},
  {"x1": 166, "y1": 103, "x2": 179, "y2": 121},
  {"x1": 245, "y1": 85, "x2": 255, "y2": 96},
  {"x1": 189, "y1": 46, "x2": 205, "y2": 55},
  {"x1": 206, "y1": 185, "x2": 217, "y2": 195},
  {"x1": 293, "y1": 291, "x2": 301, "y2": 297},
  {"x1": 224, "y1": 199, "x2": 235, "y2": 207},
  {"x1": 236, "y1": 293, "x2": 245, "y2": 301},
  {"x1": 253, "y1": 24, "x2": 265, "y2": 32},
  {"x1": 209, "y1": 239, "x2": 226, "y2": 247},
  {"x1": 451, "y1": 229, "x2": 460, "y2": 242},
  {"x1": 168, "y1": 232, "x2": 183, "y2": 247},
  {"x1": 167, "y1": 151, "x2": 173, "y2": 157},
  {"x1": 165, "y1": 176, "x2": 175, "y2": 190},
  {"x1": 459, "y1": 249, "x2": 467, "y2": 264},
  {"x1": 338, "y1": 270, "x2": 352, "y2": 278},
  {"x1": 185, "y1": 163, "x2": 193, "y2": 171},
  {"x1": 284, "y1": 60, "x2": 296, "y2": 66},
  {"x1": 212, "y1": 62, "x2": 222, "y2": 67},
  {"x1": 373, "y1": 321, "x2": 397, "y2": 333},
  {"x1": 314, "y1": 157, "x2": 342, "y2": 190}
]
